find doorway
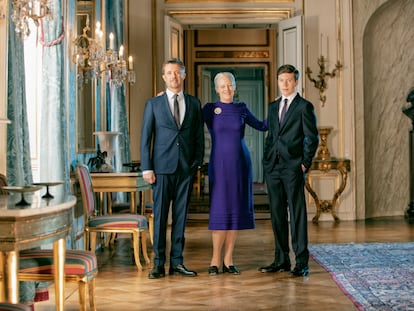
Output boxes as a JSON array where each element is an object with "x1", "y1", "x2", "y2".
[{"x1": 197, "y1": 65, "x2": 267, "y2": 183}]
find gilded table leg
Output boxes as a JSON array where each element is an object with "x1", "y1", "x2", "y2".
[
  {"x1": 3, "y1": 251, "x2": 18, "y2": 303},
  {"x1": 305, "y1": 174, "x2": 322, "y2": 224},
  {"x1": 130, "y1": 192, "x2": 136, "y2": 214},
  {"x1": 329, "y1": 167, "x2": 349, "y2": 224},
  {"x1": 53, "y1": 238, "x2": 66, "y2": 311}
]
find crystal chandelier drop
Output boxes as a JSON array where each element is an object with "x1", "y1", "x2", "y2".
[
  {"x1": 72, "y1": 18, "x2": 106, "y2": 85},
  {"x1": 105, "y1": 38, "x2": 136, "y2": 88},
  {"x1": 11, "y1": 0, "x2": 50, "y2": 37},
  {"x1": 72, "y1": 18, "x2": 135, "y2": 88}
]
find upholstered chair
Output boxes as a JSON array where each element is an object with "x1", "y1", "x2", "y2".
[
  {"x1": 76, "y1": 164, "x2": 150, "y2": 271},
  {"x1": 0, "y1": 303, "x2": 32, "y2": 311},
  {"x1": 18, "y1": 250, "x2": 98, "y2": 311}
]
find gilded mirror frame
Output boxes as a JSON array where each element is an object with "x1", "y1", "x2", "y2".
[{"x1": 75, "y1": 0, "x2": 97, "y2": 154}]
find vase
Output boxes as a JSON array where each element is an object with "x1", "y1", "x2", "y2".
[{"x1": 93, "y1": 131, "x2": 120, "y2": 172}]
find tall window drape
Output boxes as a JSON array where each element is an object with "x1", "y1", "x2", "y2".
[
  {"x1": 6, "y1": 1, "x2": 33, "y2": 186},
  {"x1": 39, "y1": 0, "x2": 69, "y2": 192},
  {"x1": 106, "y1": 0, "x2": 131, "y2": 173}
]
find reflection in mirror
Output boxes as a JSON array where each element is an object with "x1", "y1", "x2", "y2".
[{"x1": 75, "y1": 0, "x2": 96, "y2": 153}]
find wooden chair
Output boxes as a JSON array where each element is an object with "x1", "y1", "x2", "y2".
[
  {"x1": 0, "y1": 303, "x2": 32, "y2": 311},
  {"x1": 76, "y1": 164, "x2": 150, "y2": 271},
  {"x1": 18, "y1": 250, "x2": 98, "y2": 311}
]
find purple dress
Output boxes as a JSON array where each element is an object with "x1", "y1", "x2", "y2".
[{"x1": 202, "y1": 102, "x2": 268, "y2": 230}]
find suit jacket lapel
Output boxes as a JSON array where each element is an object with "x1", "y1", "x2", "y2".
[
  {"x1": 271, "y1": 99, "x2": 281, "y2": 133},
  {"x1": 279, "y1": 94, "x2": 300, "y2": 130},
  {"x1": 181, "y1": 93, "x2": 191, "y2": 127},
  {"x1": 163, "y1": 93, "x2": 178, "y2": 127}
]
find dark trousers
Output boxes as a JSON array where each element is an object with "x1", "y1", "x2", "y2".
[
  {"x1": 152, "y1": 171, "x2": 193, "y2": 267},
  {"x1": 265, "y1": 165, "x2": 309, "y2": 266}
]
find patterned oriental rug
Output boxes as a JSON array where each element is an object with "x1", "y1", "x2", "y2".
[{"x1": 309, "y1": 242, "x2": 414, "y2": 311}]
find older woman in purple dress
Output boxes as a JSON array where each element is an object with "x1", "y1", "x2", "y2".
[{"x1": 202, "y1": 72, "x2": 267, "y2": 275}]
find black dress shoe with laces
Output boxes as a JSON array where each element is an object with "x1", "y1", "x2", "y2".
[
  {"x1": 208, "y1": 266, "x2": 219, "y2": 275},
  {"x1": 291, "y1": 264, "x2": 309, "y2": 277},
  {"x1": 258, "y1": 262, "x2": 291, "y2": 273},
  {"x1": 148, "y1": 266, "x2": 165, "y2": 279},
  {"x1": 223, "y1": 264, "x2": 240, "y2": 275},
  {"x1": 169, "y1": 264, "x2": 197, "y2": 277}
]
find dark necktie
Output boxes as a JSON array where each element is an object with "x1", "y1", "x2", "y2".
[
  {"x1": 173, "y1": 94, "x2": 180, "y2": 127},
  {"x1": 280, "y1": 98, "x2": 288, "y2": 124}
]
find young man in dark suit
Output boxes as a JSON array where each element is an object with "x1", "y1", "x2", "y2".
[
  {"x1": 140, "y1": 58, "x2": 204, "y2": 279},
  {"x1": 261, "y1": 64, "x2": 319, "y2": 277}
]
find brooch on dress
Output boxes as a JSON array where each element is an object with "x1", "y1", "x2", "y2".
[{"x1": 214, "y1": 107, "x2": 222, "y2": 115}]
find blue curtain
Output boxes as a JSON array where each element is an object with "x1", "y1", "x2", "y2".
[
  {"x1": 6, "y1": 1, "x2": 33, "y2": 186},
  {"x1": 106, "y1": 0, "x2": 131, "y2": 174},
  {"x1": 7, "y1": 1, "x2": 36, "y2": 304},
  {"x1": 39, "y1": 0, "x2": 70, "y2": 192}
]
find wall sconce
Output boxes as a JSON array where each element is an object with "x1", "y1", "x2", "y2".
[
  {"x1": 0, "y1": 0, "x2": 6, "y2": 20},
  {"x1": 72, "y1": 17, "x2": 135, "y2": 88},
  {"x1": 305, "y1": 55, "x2": 342, "y2": 107},
  {"x1": 10, "y1": 0, "x2": 50, "y2": 37}
]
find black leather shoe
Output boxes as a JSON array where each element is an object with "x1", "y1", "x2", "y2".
[
  {"x1": 223, "y1": 264, "x2": 240, "y2": 275},
  {"x1": 258, "y1": 262, "x2": 291, "y2": 273},
  {"x1": 169, "y1": 264, "x2": 197, "y2": 277},
  {"x1": 291, "y1": 264, "x2": 309, "y2": 277},
  {"x1": 148, "y1": 266, "x2": 165, "y2": 279},
  {"x1": 208, "y1": 266, "x2": 219, "y2": 275}
]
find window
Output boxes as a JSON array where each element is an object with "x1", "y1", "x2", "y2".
[{"x1": 23, "y1": 21, "x2": 43, "y2": 180}]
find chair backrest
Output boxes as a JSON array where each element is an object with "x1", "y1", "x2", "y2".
[
  {"x1": 0, "y1": 173, "x2": 8, "y2": 195},
  {"x1": 76, "y1": 164, "x2": 96, "y2": 218}
]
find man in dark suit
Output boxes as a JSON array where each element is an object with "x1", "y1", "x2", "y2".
[
  {"x1": 260, "y1": 64, "x2": 319, "y2": 277},
  {"x1": 140, "y1": 58, "x2": 204, "y2": 279}
]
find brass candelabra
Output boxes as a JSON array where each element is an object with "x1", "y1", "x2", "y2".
[{"x1": 305, "y1": 55, "x2": 342, "y2": 107}]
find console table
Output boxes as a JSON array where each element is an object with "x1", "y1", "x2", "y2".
[
  {"x1": 305, "y1": 158, "x2": 351, "y2": 224},
  {"x1": 90, "y1": 172, "x2": 151, "y2": 215},
  {"x1": 0, "y1": 192, "x2": 75, "y2": 310}
]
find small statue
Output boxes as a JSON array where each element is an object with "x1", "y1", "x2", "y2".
[{"x1": 87, "y1": 147, "x2": 107, "y2": 172}]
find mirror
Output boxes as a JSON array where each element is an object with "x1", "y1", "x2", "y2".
[{"x1": 75, "y1": 0, "x2": 96, "y2": 153}]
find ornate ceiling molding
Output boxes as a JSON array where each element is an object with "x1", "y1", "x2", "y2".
[{"x1": 167, "y1": 9, "x2": 292, "y2": 27}]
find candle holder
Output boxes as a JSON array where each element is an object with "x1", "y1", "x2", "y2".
[
  {"x1": 316, "y1": 127, "x2": 333, "y2": 161},
  {"x1": 72, "y1": 18, "x2": 135, "y2": 88},
  {"x1": 306, "y1": 55, "x2": 342, "y2": 107}
]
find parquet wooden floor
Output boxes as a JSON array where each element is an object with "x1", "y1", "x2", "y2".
[{"x1": 35, "y1": 215, "x2": 413, "y2": 311}]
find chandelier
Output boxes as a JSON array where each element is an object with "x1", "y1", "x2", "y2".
[
  {"x1": 72, "y1": 18, "x2": 135, "y2": 88},
  {"x1": 10, "y1": 0, "x2": 50, "y2": 37}
]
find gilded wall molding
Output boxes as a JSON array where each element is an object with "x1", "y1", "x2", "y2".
[
  {"x1": 195, "y1": 51, "x2": 269, "y2": 58},
  {"x1": 167, "y1": 9, "x2": 292, "y2": 25},
  {"x1": 336, "y1": 0, "x2": 344, "y2": 156}
]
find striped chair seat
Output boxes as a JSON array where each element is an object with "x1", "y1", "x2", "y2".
[
  {"x1": 0, "y1": 303, "x2": 32, "y2": 311},
  {"x1": 19, "y1": 250, "x2": 98, "y2": 311},
  {"x1": 19, "y1": 250, "x2": 97, "y2": 280},
  {"x1": 89, "y1": 214, "x2": 148, "y2": 229}
]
